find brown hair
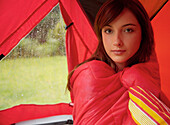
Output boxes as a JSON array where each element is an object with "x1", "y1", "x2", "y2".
[{"x1": 67, "y1": 0, "x2": 154, "y2": 91}]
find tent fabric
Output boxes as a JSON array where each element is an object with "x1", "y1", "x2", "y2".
[
  {"x1": 0, "y1": 103, "x2": 73, "y2": 125},
  {"x1": 139, "y1": 0, "x2": 168, "y2": 20},
  {"x1": 0, "y1": 0, "x2": 59, "y2": 58},
  {"x1": 59, "y1": 0, "x2": 98, "y2": 72},
  {"x1": 0, "y1": 0, "x2": 169, "y2": 124},
  {"x1": 152, "y1": 1, "x2": 170, "y2": 101}
]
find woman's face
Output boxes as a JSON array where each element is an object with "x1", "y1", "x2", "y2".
[{"x1": 102, "y1": 8, "x2": 142, "y2": 71}]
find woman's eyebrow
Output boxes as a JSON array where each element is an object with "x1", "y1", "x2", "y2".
[
  {"x1": 122, "y1": 23, "x2": 136, "y2": 27},
  {"x1": 104, "y1": 24, "x2": 112, "y2": 27}
]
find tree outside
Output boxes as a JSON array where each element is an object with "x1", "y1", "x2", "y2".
[{"x1": 6, "y1": 4, "x2": 66, "y2": 59}]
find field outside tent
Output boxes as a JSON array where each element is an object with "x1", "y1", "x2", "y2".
[{"x1": 0, "y1": 56, "x2": 71, "y2": 110}]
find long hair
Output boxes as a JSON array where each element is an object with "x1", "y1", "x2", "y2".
[{"x1": 67, "y1": 0, "x2": 154, "y2": 91}]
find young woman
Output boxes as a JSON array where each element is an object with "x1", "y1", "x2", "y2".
[{"x1": 67, "y1": 0, "x2": 170, "y2": 124}]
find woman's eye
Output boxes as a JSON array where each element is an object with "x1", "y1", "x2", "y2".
[
  {"x1": 104, "y1": 29, "x2": 113, "y2": 34},
  {"x1": 124, "y1": 28, "x2": 134, "y2": 33}
]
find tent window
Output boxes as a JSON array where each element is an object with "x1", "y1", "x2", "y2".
[{"x1": 0, "y1": 4, "x2": 70, "y2": 110}]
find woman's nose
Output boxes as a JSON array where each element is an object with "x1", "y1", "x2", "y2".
[{"x1": 113, "y1": 33, "x2": 123, "y2": 47}]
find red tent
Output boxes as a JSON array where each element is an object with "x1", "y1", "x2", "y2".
[{"x1": 0, "y1": 0, "x2": 169, "y2": 124}]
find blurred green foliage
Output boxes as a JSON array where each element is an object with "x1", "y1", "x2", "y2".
[{"x1": 7, "y1": 5, "x2": 66, "y2": 59}]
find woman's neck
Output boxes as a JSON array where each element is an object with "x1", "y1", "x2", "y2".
[{"x1": 115, "y1": 62, "x2": 126, "y2": 72}]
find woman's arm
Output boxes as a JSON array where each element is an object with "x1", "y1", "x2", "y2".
[
  {"x1": 121, "y1": 61, "x2": 161, "y2": 97},
  {"x1": 71, "y1": 60, "x2": 127, "y2": 124}
]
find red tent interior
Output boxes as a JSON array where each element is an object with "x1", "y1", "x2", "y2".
[
  {"x1": 0, "y1": 0, "x2": 169, "y2": 124},
  {"x1": 152, "y1": 1, "x2": 170, "y2": 100}
]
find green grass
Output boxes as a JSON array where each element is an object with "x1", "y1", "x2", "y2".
[{"x1": 0, "y1": 56, "x2": 71, "y2": 110}]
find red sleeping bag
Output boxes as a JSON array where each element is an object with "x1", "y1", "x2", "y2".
[{"x1": 70, "y1": 54, "x2": 170, "y2": 124}]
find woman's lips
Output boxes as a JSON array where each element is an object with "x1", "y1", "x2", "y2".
[{"x1": 111, "y1": 50, "x2": 126, "y2": 55}]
